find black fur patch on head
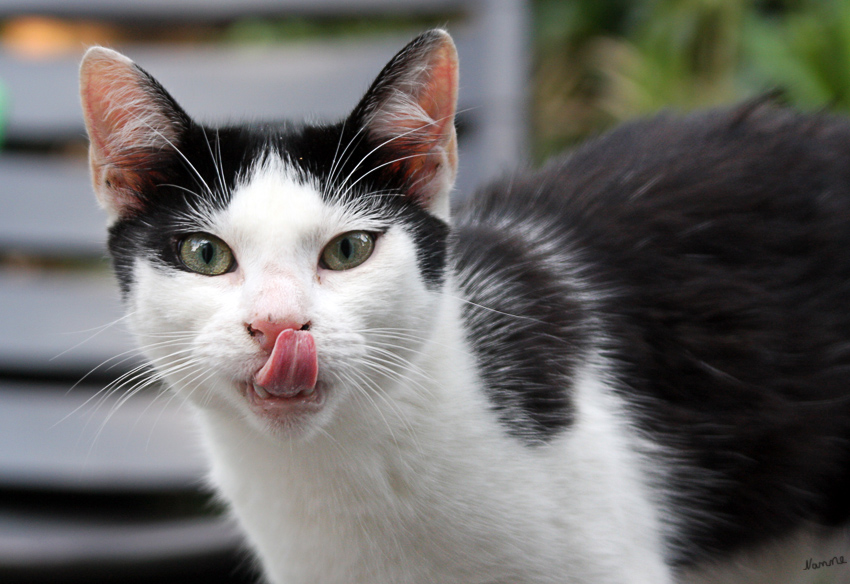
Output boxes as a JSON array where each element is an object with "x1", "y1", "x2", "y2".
[
  {"x1": 107, "y1": 122, "x2": 258, "y2": 296},
  {"x1": 304, "y1": 118, "x2": 450, "y2": 289},
  {"x1": 108, "y1": 117, "x2": 451, "y2": 295}
]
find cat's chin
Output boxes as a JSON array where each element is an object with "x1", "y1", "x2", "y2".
[{"x1": 239, "y1": 380, "x2": 327, "y2": 421}]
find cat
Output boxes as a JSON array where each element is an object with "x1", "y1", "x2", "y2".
[{"x1": 79, "y1": 29, "x2": 850, "y2": 584}]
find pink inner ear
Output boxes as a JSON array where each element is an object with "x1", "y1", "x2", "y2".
[
  {"x1": 82, "y1": 51, "x2": 144, "y2": 160},
  {"x1": 377, "y1": 40, "x2": 458, "y2": 145},
  {"x1": 83, "y1": 83, "x2": 142, "y2": 163},
  {"x1": 367, "y1": 34, "x2": 459, "y2": 210},
  {"x1": 82, "y1": 53, "x2": 177, "y2": 163},
  {"x1": 80, "y1": 47, "x2": 181, "y2": 217},
  {"x1": 416, "y1": 44, "x2": 459, "y2": 138}
]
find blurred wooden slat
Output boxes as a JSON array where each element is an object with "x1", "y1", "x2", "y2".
[
  {"x1": 0, "y1": 270, "x2": 134, "y2": 376},
  {"x1": 0, "y1": 0, "x2": 465, "y2": 20},
  {"x1": 0, "y1": 382, "x2": 205, "y2": 491},
  {"x1": 0, "y1": 154, "x2": 104, "y2": 255},
  {"x1": 0, "y1": 513, "x2": 244, "y2": 584},
  {"x1": 1, "y1": 39, "x2": 419, "y2": 141}
]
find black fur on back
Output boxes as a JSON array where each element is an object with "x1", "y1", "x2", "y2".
[{"x1": 453, "y1": 100, "x2": 850, "y2": 566}]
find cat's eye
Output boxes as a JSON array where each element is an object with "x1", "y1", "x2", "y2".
[
  {"x1": 178, "y1": 233, "x2": 235, "y2": 276},
  {"x1": 320, "y1": 231, "x2": 375, "y2": 271}
]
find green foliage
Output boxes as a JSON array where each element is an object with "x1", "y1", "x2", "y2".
[
  {"x1": 532, "y1": 0, "x2": 850, "y2": 160},
  {"x1": 626, "y1": 0, "x2": 745, "y2": 109},
  {"x1": 535, "y1": 0, "x2": 631, "y2": 46},
  {"x1": 743, "y1": 0, "x2": 850, "y2": 110}
]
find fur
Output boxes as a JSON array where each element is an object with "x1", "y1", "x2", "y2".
[{"x1": 80, "y1": 30, "x2": 850, "y2": 584}]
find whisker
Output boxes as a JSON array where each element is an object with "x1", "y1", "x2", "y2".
[
  {"x1": 440, "y1": 292, "x2": 549, "y2": 326},
  {"x1": 366, "y1": 345, "x2": 430, "y2": 380},
  {"x1": 146, "y1": 125, "x2": 215, "y2": 201},
  {"x1": 87, "y1": 357, "x2": 207, "y2": 454},
  {"x1": 90, "y1": 351, "x2": 195, "y2": 417},
  {"x1": 66, "y1": 336, "x2": 196, "y2": 397},
  {"x1": 96, "y1": 351, "x2": 203, "y2": 420},
  {"x1": 326, "y1": 123, "x2": 368, "y2": 194},
  {"x1": 337, "y1": 152, "x2": 432, "y2": 206},
  {"x1": 333, "y1": 368, "x2": 400, "y2": 445},
  {"x1": 59, "y1": 345, "x2": 194, "y2": 430},
  {"x1": 51, "y1": 311, "x2": 136, "y2": 364},
  {"x1": 358, "y1": 357, "x2": 432, "y2": 400},
  {"x1": 335, "y1": 111, "x2": 456, "y2": 195},
  {"x1": 201, "y1": 126, "x2": 228, "y2": 198},
  {"x1": 342, "y1": 367, "x2": 423, "y2": 453},
  {"x1": 177, "y1": 366, "x2": 222, "y2": 411}
]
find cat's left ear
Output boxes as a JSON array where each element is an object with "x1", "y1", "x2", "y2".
[
  {"x1": 80, "y1": 46, "x2": 188, "y2": 221},
  {"x1": 352, "y1": 29, "x2": 459, "y2": 220}
]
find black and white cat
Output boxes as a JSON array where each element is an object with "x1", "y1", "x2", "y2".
[{"x1": 79, "y1": 30, "x2": 850, "y2": 584}]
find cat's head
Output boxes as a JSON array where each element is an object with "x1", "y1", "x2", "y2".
[{"x1": 80, "y1": 30, "x2": 459, "y2": 439}]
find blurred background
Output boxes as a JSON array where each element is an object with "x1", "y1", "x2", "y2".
[
  {"x1": 0, "y1": 0, "x2": 848, "y2": 582},
  {"x1": 532, "y1": 0, "x2": 850, "y2": 160}
]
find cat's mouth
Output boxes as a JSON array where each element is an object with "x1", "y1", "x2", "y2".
[
  {"x1": 241, "y1": 328, "x2": 325, "y2": 417},
  {"x1": 240, "y1": 380, "x2": 326, "y2": 416}
]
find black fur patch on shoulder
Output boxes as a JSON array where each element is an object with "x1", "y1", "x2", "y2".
[{"x1": 452, "y1": 211, "x2": 596, "y2": 445}]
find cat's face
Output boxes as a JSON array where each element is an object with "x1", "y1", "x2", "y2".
[{"x1": 80, "y1": 31, "x2": 459, "y2": 439}]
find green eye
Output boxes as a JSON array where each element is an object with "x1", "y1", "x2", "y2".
[
  {"x1": 320, "y1": 231, "x2": 375, "y2": 271},
  {"x1": 178, "y1": 233, "x2": 234, "y2": 276}
]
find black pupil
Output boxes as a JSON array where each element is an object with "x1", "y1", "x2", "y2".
[
  {"x1": 339, "y1": 237, "x2": 353, "y2": 259},
  {"x1": 201, "y1": 242, "x2": 214, "y2": 264}
]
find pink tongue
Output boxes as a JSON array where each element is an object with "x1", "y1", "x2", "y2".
[{"x1": 254, "y1": 329, "x2": 318, "y2": 397}]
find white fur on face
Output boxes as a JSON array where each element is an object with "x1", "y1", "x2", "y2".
[
  {"x1": 129, "y1": 154, "x2": 440, "y2": 439},
  {"x1": 123, "y1": 154, "x2": 674, "y2": 584}
]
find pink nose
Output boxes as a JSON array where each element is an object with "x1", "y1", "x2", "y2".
[{"x1": 247, "y1": 319, "x2": 311, "y2": 352}]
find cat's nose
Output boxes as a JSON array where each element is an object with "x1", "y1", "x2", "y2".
[{"x1": 246, "y1": 319, "x2": 312, "y2": 352}]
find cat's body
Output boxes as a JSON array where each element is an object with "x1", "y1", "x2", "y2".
[{"x1": 80, "y1": 31, "x2": 850, "y2": 584}]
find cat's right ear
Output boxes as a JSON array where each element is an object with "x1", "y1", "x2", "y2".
[
  {"x1": 80, "y1": 47, "x2": 187, "y2": 221},
  {"x1": 349, "y1": 30, "x2": 459, "y2": 221}
]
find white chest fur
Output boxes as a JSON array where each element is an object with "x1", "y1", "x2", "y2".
[{"x1": 195, "y1": 293, "x2": 671, "y2": 584}]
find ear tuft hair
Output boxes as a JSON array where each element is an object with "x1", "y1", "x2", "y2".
[
  {"x1": 351, "y1": 29, "x2": 459, "y2": 219},
  {"x1": 80, "y1": 46, "x2": 187, "y2": 220}
]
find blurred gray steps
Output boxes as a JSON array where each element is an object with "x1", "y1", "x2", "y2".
[
  {"x1": 0, "y1": 513, "x2": 244, "y2": 584},
  {"x1": 0, "y1": 269, "x2": 134, "y2": 377},
  {"x1": 0, "y1": 382, "x2": 205, "y2": 490},
  {"x1": 0, "y1": 382, "x2": 241, "y2": 583},
  {"x1": 0, "y1": 154, "x2": 103, "y2": 256}
]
